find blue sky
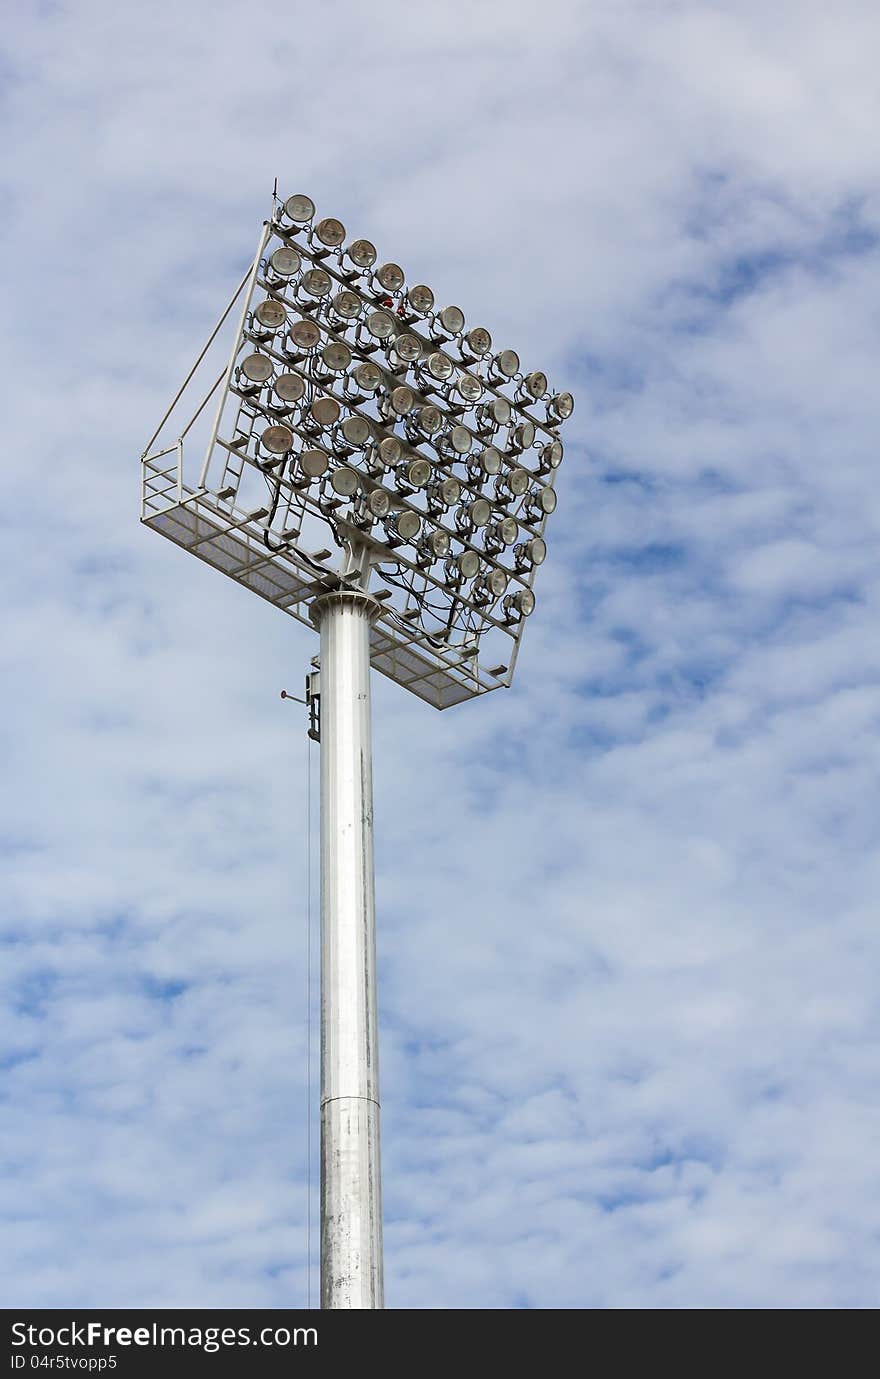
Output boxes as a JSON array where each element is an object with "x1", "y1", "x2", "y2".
[{"x1": 2, "y1": 0, "x2": 880, "y2": 1308}]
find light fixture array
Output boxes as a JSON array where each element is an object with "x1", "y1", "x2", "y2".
[{"x1": 141, "y1": 193, "x2": 574, "y2": 707}]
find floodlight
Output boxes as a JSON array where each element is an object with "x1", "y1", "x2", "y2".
[
  {"x1": 397, "y1": 458, "x2": 431, "y2": 489},
  {"x1": 340, "y1": 415, "x2": 372, "y2": 448},
  {"x1": 347, "y1": 239, "x2": 378, "y2": 269},
  {"x1": 475, "y1": 445, "x2": 502, "y2": 475},
  {"x1": 515, "y1": 535, "x2": 546, "y2": 567},
  {"x1": 316, "y1": 217, "x2": 346, "y2": 247},
  {"x1": 504, "y1": 587, "x2": 536, "y2": 618},
  {"x1": 411, "y1": 404, "x2": 442, "y2": 434},
  {"x1": 476, "y1": 568, "x2": 508, "y2": 601},
  {"x1": 302, "y1": 267, "x2": 332, "y2": 298},
  {"x1": 521, "y1": 371, "x2": 548, "y2": 401},
  {"x1": 453, "y1": 549, "x2": 481, "y2": 580},
  {"x1": 465, "y1": 326, "x2": 492, "y2": 356},
  {"x1": 428, "y1": 475, "x2": 461, "y2": 509},
  {"x1": 420, "y1": 529, "x2": 450, "y2": 561},
  {"x1": 284, "y1": 193, "x2": 315, "y2": 222},
  {"x1": 437, "y1": 305, "x2": 465, "y2": 335},
  {"x1": 425, "y1": 352, "x2": 453, "y2": 382},
  {"x1": 389, "y1": 510, "x2": 422, "y2": 542},
  {"x1": 274, "y1": 372, "x2": 306, "y2": 402},
  {"x1": 332, "y1": 289, "x2": 362, "y2": 320},
  {"x1": 393, "y1": 333, "x2": 422, "y2": 363},
  {"x1": 529, "y1": 535, "x2": 547, "y2": 563},
  {"x1": 499, "y1": 466, "x2": 530, "y2": 498},
  {"x1": 331, "y1": 466, "x2": 360, "y2": 497},
  {"x1": 240, "y1": 352, "x2": 274, "y2": 383},
  {"x1": 261, "y1": 424, "x2": 294, "y2": 454},
  {"x1": 440, "y1": 476, "x2": 462, "y2": 505},
  {"x1": 457, "y1": 373, "x2": 483, "y2": 403},
  {"x1": 367, "y1": 310, "x2": 395, "y2": 340},
  {"x1": 389, "y1": 385, "x2": 416, "y2": 416},
  {"x1": 512, "y1": 420, "x2": 536, "y2": 452},
  {"x1": 488, "y1": 515, "x2": 519, "y2": 547},
  {"x1": 548, "y1": 391, "x2": 574, "y2": 421},
  {"x1": 270, "y1": 245, "x2": 301, "y2": 278},
  {"x1": 367, "y1": 488, "x2": 391, "y2": 519},
  {"x1": 492, "y1": 348, "x2": 520, "y2": 379},
  {"x1": 450, "y1": 424, "x2": 472, "y2": 454},
  {"x1": 540, "y1": 440, "x2": 564, "y2": 471},
  {"x1": 525, "y1": 485, "x2": 557, "y2": 518},
  {"x1": 376, "y1": 262, "x2": 405, "y2": 292},
  {"x1": 377, "y1": 435, "x2": 402, "y2": 467},
  {"x1": 459, "y1": 497, "x2": 491, "y2": 528},
  {"x1": 299, "y1": 448, "x2": 329, "y2": 479},
  {"x1": 354, "y1": 361, "x2": 382, "y2": 392},
  {"x1": 407, "y1": 284, "x2": 434, "y2": 314},
  {"x1": 322, "y1": 341, "x2": 352, "y2": 373},
  {"x1": 290, "y1": 319, "x2": 321, "y2": 350},
  {"x1": 477, "y1": 396, "x2": 512, "y2": 430},
  {"x1": 312, "y1": 396, "x2": 341, "y2": 427},
  {"x1": 255, "y1": 299, "x2": 287, "y2": 330}
]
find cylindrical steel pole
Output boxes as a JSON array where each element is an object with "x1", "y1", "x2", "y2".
[{"x1": 310, "y1": 589, "x2": 384, "y2": 1309}]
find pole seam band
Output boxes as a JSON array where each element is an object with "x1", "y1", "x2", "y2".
[{"x1": 320, "y1": 1095, "x2": 381, "y2": 1110}]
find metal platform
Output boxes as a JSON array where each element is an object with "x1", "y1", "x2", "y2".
[{"x1": 141, "y1": 448, "x2": 487, "y2": 708}]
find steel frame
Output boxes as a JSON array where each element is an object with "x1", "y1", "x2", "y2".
[{"x1": 141, "y1": 202, "x2": 571, "y2": 708}]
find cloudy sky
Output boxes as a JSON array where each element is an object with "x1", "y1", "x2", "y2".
[{"x1": 3, "y1": 0, "x2": 879, "y2": 1309}]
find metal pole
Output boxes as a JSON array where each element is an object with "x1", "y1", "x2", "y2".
[{"x1": 310, "y1": 589, "x2": 384, "y2": 1309}]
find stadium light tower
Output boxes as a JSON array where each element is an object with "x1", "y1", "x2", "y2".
[{"x1": 140, "y1": 192, "x2": 574, "y2": 1309}]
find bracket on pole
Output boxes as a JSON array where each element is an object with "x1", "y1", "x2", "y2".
[
  {"x1": 280, "y1": 680, "x2": 320, "y2": 743},
  {"x1": 306, "y1": 669, "x2": 321, "y2": 743}
]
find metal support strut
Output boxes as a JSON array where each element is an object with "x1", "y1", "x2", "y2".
[{"x1": 309, "y1": 588, "x2": 384, "y2": 1309}]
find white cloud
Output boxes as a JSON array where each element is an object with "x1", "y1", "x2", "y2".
[{"x1": 1, "y1": 0, "x2": 879, "y2": 1309}]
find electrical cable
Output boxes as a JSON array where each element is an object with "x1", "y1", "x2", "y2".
[
  {"x1": 258, "y1": 466, "x2": 342, "y2": 581},
  {"x1": 306, "y1": 731, "x2": 314, "y2": 1308},
  {"x1": 375, "y1": 559, "x2": 471, "y2": 644},
  {"x1": 261, "y1": 468, "x2": 285, "y2": 552}
]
